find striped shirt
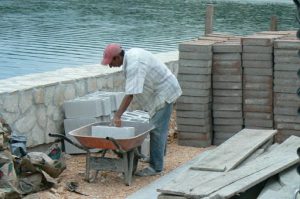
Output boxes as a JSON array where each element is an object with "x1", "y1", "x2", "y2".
[{"x1": 123, "y1": 48, "x2": 182, "y2": 117}]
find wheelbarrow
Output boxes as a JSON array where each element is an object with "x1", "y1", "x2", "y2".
[{"x1": 49, "y1": 121, "x2": 154, "y2": 186}]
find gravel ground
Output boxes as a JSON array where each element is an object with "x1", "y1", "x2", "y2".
[{"x1": 25, "y1": 110, "x2": 207, "y2": 199}]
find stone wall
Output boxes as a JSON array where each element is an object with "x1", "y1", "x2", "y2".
[{"x1": 0, "y1": 51, "x2": 178, "y2": 147}]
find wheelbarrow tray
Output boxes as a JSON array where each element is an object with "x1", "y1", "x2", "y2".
[{"x1": 68, "y1": 121, "x2": 154, "y2": 151}]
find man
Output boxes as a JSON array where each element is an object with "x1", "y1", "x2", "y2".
[{"x1": 101, "y1": 43, "x2": 182, "y2": 176}]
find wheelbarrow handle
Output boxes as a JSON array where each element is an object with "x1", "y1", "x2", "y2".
[
  {"x1": 105, "y1": 137, "x2": 126, "y2": 154},
  {"x1": 48, "y1": 133, "x2": 89, "y2": 152}
]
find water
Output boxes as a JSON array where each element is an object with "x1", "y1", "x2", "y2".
[{"x1": 0, "y1": 0, "x2": 297, "y2": 79}]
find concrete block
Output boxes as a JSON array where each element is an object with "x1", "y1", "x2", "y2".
[
  {"x1": 176, "y1": 103, "x2": 211, "y2": 111},
  {"x1": 243, "y1": 46, "x2": 273, "y2": 53},
  {"x1": 180, "y1": 81, "x2": 211, "y2": 90},
  {"x1": 243, "y1": 82, "x2": 272, "y2": 90},
  {"x1": 177, "y1": 110, "x2": 210, "y2": 119},
  {"x1": 274, "y1": 49, "x2": 298, "y2": 56},
  {"x1": 91, "y1": 126, "x2": 135, "y2": 139},
  {"x1": 178, "y1": 74, "x2": 211, "y2": 82},
  {"x1": 274, "y1": 93, "x2": 299, "y2": 101},
  {"x1": 63, "y1": 95, "x2": 111, "y2": 118},
  {"x1": 213, "y1": 89, "x2": 242, "y2": 97},
  {"x1": 177, "y1": 96, "x2": 211, "y2": 104},
  {"x1": 243, "y1": 67, "x2": 273, "y2": 76},
  {"x1": 274, "y1": 106, "x2": 299, "y2": 116},
  {"x1": 243, "y1": 104, "x2": 273, "y2": 113},
  {"x1": 213, "y1": 60, "x2": 241, "y2": 68},
  {"x1": 243, "y1": 60, "x2": 273, "y2": 68},
  {"x1": 243, "y1": 90, "x2": 272, "y2": 98},
  {"x1": 213, "y1": 67, "x2": 242, "y2": 75},
  {"x1": 213, "y1": 75, "x2": 242, "y2": 82},
  {"x1": 213, "y1": 96, "x2": 242, "y2": 104},
  {"x1": 177, "y1": 117, "x2": 211, "y2": 126},
  {"x1": 179, "y1": 52, "x2": 212, "y2": 60},
  {"x1": 179, "y1": 59, "x2": 212, "y2": 67},
  {"x1": 274, "y1": 63, "x2": 299, "y2": 71},
  {"x1": 275, "y1": 122, "x2": 300, "y2": 130},
  {"x1": 242, "y1": 53, "x2": 273, "y2": 61},
  {"x1": 177, "y1": 124, "x2": 211, "y2": 133},
  {"x1": 213, "y1": 131, "x2": 238, "y2": 140},
  {"x1": 213, "y1": 118, "x2": 243, "y2": 125},
  {"x1": 274, "y1": 56, "x2": 300, "y2": 64},
  {"x1": 213, "y1": 103, "x2": 242, "y2": 111},
  {"x1": 274, "y1": 79, "x2": 300, "y2": 87},
  {"x1": 178, "y1": 132, "x2": 211, "y2": 140},
  {"x1": 213, "y1": 125, "x2": 243, "y2": 133},
  {"x1": 213, "y1": 42, "x2": 242, "y2": 53},
  {"x1": 274, "y1": 39, "x2": 300, "y2": 49},
  {"x1": 213, "y1": 111, "x2": 242, "y2": 118},
  {"x1": 182, "y1": 88, "x2": 211, "y2": 97},
  {"x1": 274, "y1": 85, "x2": 298, "y2": 94},
  {"x1": 178, "y1": 139, "x2": 211, "y2": 147},
  {"x1": 86, "y1": 91, "x2": 125, "y2": 111},
  {"x1": 178, "y1": 66, "x2": 211, "y2": 75},
  {"x1": 244, "y1": 119, "x2": 273, "y2": 128},
  {"x1": 213, "y1": 53, "x2": 241, "y2": 61},
  {"x1": 274, "y1": 71, "x2": 298, "y2": 79},
  {"x1": 274, "y1": 99, "x2": 299, "y2": 107},
  {"x1": 274, "y1": 115, "x2": 300, "y2": 123},
  {"x1": 213, "y1": 82, "x2": 242, "y2": 90},
  {"x1": 243, "y1": 75, "x2": 272, "y2": 83},
  {"x1": 242, "y1": 35, "x2": 279, "y2": 46},
  {"x1": 179, "y1": 40, "x2": 215, "y2": 52},
  {"x1": 244, "y1": 112, "x2": 273, "y2": 120},
  {"x1": 244, "y1": 98, "x2": 272, "y2": 106}
]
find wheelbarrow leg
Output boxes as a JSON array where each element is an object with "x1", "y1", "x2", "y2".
[
  {"x1": 124, "y1": 150, "x2": 135, "y2": 186},
  {"x1": 85, "y1": 151, "x2": 91, "y2": 182}
]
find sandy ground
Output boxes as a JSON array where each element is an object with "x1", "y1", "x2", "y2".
[{"x1": 25, "y1": 110, "x2": 207, "y2": 199}]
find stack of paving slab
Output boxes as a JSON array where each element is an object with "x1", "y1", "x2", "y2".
[
  {"x1": 241, "y1": 34, "x2": 281, "y2": 129},
  {"x1": 273, "y1": 34, "x2": 300, "y2": 142},
  {"x1": 176, "y1": 39, "x2": 217, "y2": 147},
  {"x1": 63, "y1": 91, "x2": 125, "y2": 154},
  {"x1": 212, "y1": 38, "x2": 243, "y2": 145}
]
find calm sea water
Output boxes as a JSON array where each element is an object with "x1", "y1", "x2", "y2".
[{"x1": 0, "y1": 0, "x2": 297, "y2": 79}]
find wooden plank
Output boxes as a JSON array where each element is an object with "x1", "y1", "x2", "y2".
[
  {"x1": 191, "y1": 129, "x2": 277, "y2": 171},
  {"x1": 186, "y1": 136, "x2": 300, "y2": 198}
]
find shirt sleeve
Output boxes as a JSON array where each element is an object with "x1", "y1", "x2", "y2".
[{"x1": 125, "y1": 60, "x2": 147, "y2": 95}]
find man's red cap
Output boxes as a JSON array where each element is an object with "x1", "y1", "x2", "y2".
[{"x1": 101, "y1": 43, "x2": 122, "y2": 65}]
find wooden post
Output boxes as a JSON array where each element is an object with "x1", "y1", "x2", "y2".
[
  {"x1": 270, "y1": 16, "x2": 278, "y2": 31},
  {"x1": 205, "y1": 4, "x2": 214, "y2": 36}
]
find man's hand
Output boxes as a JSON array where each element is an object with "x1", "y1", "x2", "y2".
[{"x1": 113, "y1": 115, "x2": 122, "y2": 127}]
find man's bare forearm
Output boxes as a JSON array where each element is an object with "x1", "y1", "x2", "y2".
[{"x1": 115, "y1": 95, "x2": 133, "y2": 118}]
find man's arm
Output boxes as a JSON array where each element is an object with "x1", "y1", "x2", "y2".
[{"x1": 113, "y1": 94, "x2": 133, "y2": 127}]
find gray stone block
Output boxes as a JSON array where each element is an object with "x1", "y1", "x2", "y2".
[
  {"x1": 244, "y1": 118, "x2": 273, "y2": 128},
  {"x1": 274, "y1": 49, "x2": 298, "y2": 56},
  {"x1": 213, "y1": 103, "x2": 242, "y2": 111},
  {"x1": 178, "y1": 139, "x2": 211, "y2": 147},
  {"x1": 213, "y1": 125, "x2": 243, "y2": 133},
  {"x1": 179, "y1": 59, "x2": 212, "y2": 67},
  {"x1": 243, "y1": 67, "x2": 273, "y2": 76},
  {"x1": 177, "y1": 117, "x2": 211, "y2": 126},
  {"x1": 243, "y1": 60, "x2": 273, "y2": 68},
  {"x1": 274, "y1": 106, "x2": 299, "y2": 116},
  {"x1": 274, "y1": 115, "x2": 300, "y2": 123},
  {"x1": 213, "y1": 67, "x2": 242, "y2": 75},
  {"x1": 179, "y1": 52, "x2": 212, "y2": 60},
  {"x1": 213, "y1": 82, "x2": 242, "y2": 90},
  {"x1": 179, "y1": 40, "x2": 214, "y2": 52},
  {"x1": 213, "y1": 96, "x2": 242, "y2": 104},
  {"x1": 274, "y1": 78, "x2": 300, "y2": 87},
  {"x1": 274, "y1": 39, "x2": 300, "y2": 49},
  {"x1": 178, "y1": 66, "x2": 211, "y2": 75},
  {"x1": 213, "y1": 118, "x2": 243, "y2": 125},
  {"x1": 242, "y1": 53, "x2": 273, "y2": 61},
  {"x1": 213, "y1": 75, "x2": 242, "y2": 82},
  {"x1": 182, "y1": 88, "x2": 211, "y2": 97},
  {"x1": 213, "y1": 89, "x2": 242, "y2": 97},
  {"x1": 213, "y1": 60, "x2": 241, "y2": 68},
  {"x1": 243, "y1": 75, "x2": 272, "y2": 83},
  {"x1": 213, "y1": 53, "x2": 241, "y2": 61},
  {"x1": 243, "y1": 90, "x2": 272, "y2": 98},
  {"x1": 243, "y1": 82, "x2": 272, "y2": 90},
  {"x1": 63, "y1": 96, "x2": 111, "y2": 119},
  {"x1": 244, "y1": 112, "x2": 273, "y2": 120},
  {"x1": 177, "y1": 96, "x2": 211, "y2": 104},
  {"x1": 244, "y1": 98, "x2": 272, "y2": 106},
  {"x1": 274, "y1": 99, "x2": 299, "y2": 107},
  {"x1": 177, "y1": 124, "x2": 211, "y2": 133},
  {"x1": 274, "y1": 71, "x2": 298, "y2": 79},
  {"x1": 177, "y1": 110, "x2": 210, "y2": 119},
  {"x1": 242, "y1": 35, "x2": 277, "y2": 46},
  {"x1": 213, "y1": 42, "x2": 242, "y2": 53},
  {"x1": 178, "y1": 132, "x2": 211, "y2": 140},
  {"x1": 213, "y1": 110, "x2": 243, "y2": 118},
  {"x1": 274, "y1": 56, "x2": 300, "y2": 64},
  {"x1": 180, "y1": 81, "x2": 211, "y2": 90},
  {"x1": 275, "y1": 122, "x2": 300, "y2": 130},
  {"x1": 178, "y1": 74, "x2": 211, "y2": 82},
  {"x1": 243, "y1": 104, "x2": 273, "y2": 113},
  {"x1": 274, "y1": 85, "x2": 298, "y2": 94},
  {"x1": 274, "y1": 93, "x2": 299, "y2": 101},
  {"x1": 243, "y1": 46, "x2": 273, "y2": 53},
  {"x1": 176, "y1": 102, "x2": 211, "y2": 111},
  {"x1": 274, "y1": 63, "x2": 299, "y2": 71}
]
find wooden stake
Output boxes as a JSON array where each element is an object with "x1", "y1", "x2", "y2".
[
  {"x1": 205, "y1": 4, "x2": 214, "y2": 36},
  {"x1": 270, "y1": 16, "x2": 278, "y2": 31}
]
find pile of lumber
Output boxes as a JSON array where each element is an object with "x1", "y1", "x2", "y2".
[{"x1": 157, "y1": 129, "x2": 300, "y2": 199}]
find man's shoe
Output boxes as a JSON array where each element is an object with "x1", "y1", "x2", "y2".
[{"x1": 135, "y1": 167, "x2": 161, "y2": 177}]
